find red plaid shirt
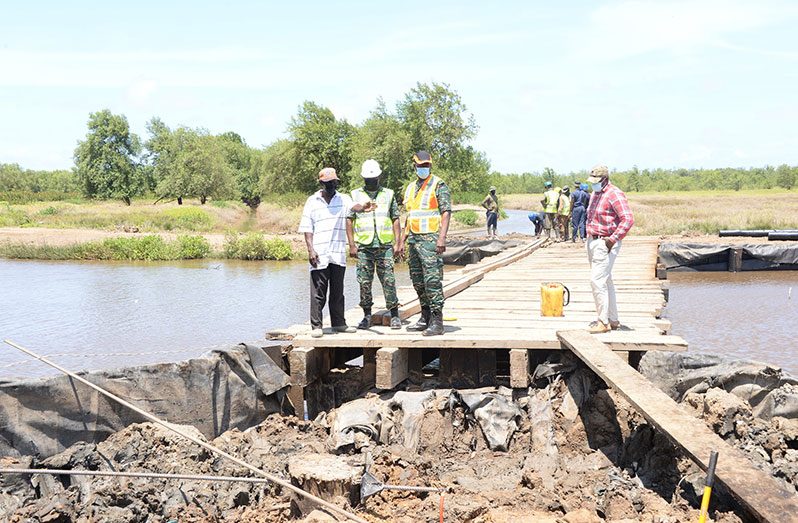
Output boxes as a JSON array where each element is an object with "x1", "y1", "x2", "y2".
[{"x1": 586, "y1": 182, "x2": 634, "y2": 242}]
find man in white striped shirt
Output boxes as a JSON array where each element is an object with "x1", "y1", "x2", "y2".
[{"x1": 298, "y1": 167, "x2": 364, "y2": 338}]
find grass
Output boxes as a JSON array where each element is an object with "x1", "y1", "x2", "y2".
[
  {"x1": 453, "y1": 209, "x2": 478, "y2": 226},
  {"x1": 223, "y1": 232, "x2": 294, "y2": 260},
  {"x1": 501, "y1": 189, "x2": 798, "y2": 236},
  {"x1": 0, "y1": 235, "x2": 212, "y2": 261}
]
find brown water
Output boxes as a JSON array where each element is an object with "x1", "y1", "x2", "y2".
[
  {"x1": 664, "y1": 271, "x2": 798, "y2": 376},
  {"x1": 0, "y1": 259, "x2": 410, "y2": 379}
]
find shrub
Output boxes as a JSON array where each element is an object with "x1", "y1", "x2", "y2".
[
  {"x1": 0, "y1": 191, "x2": 82, "y2": 204},
  {"x1": 223, "y1": 232, "x2": 293, "y2": 260},
  {"x1": 177, "y1": 235, "x2": 211, "y2": 259},
  {"x1": 102, "y1": 235, "x2": 172, "y2": 260},
  {"x1": 453, "y1": 209, "x2": 478, "y2": 226},
  {"x1": 0, "y1": 204, "x2": 31, "y2": 227},
  {"x1": 159, "y1": 207, "x2": 213, "y2": 231},
  {"x1": 39, "y1": 206, "x2": 59, "y2": 216}
]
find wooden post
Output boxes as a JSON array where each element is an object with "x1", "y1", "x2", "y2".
[
  {"x1": 728, "y1": 247, "x2": 743, "y2": 272},
  {"x1": 477, "y1": 349, "x2": 497, "y2": 386},
  {"x1": 362, "y1": 348, "x2": 377, "y2": 389},
  {"x1": 408, "y1": 349, "x2": 424, "y2": 382},
  {"x1": 509, "y1": 349, "x2": 530, "y2": 388},
  {"x1": 376, "y1": 347, "x2": 409, "y2": 389}
]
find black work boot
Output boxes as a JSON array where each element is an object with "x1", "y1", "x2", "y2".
[
  {"x1": 407, "y1": 306, "x2": 430, "y2": 331},
  {"x1": 422, "y1": 310, "x2": 444, "y2": 336},
  {"x1": 357, "y1": 308, "x2": 372, "y2": 330},
  {"x1": 389, "y1": 307, "x2": 401, "y2": 330}
]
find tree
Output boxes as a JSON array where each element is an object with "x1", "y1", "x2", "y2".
[
  {"x1": 288, "y1": 101, "x2": 355, "y2": 193},
  {"x1": 218, "y1": 132, "x2": 259, "y2": 208},
  {"x1": 74, "y1": 110, "x2": 142, "y2": 204},
  {"x1": 143, "y1": 117, "x2": 172, "y2": 192},
  {"x1": 776, "y1": 164, "x2": 796, "y2": 190}
]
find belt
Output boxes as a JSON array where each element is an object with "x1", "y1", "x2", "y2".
[{"x1": 588, "y1": 235, "x2": 608, "y2": 240}]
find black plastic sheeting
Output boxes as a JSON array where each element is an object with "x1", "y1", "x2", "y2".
[
  {"x1": 443, "y1": 238, "x2": 520, "y2": 265},
  {"x1": 718, "y1": 229, "x2": 798, "y2": 238},
  {"x1": 0, "y1": 342, "x2": 290, "y2": 458},
  {"x1": 659, "y1": 242, "x2": 798, "y2": 271}
]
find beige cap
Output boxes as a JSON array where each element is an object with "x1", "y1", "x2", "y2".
[
  {"x1": 587, "y1": 165, "x2": 609, "y2": 183},
  {"x1": 318, "y1": 167, "x2": 338, "y2": 182}
]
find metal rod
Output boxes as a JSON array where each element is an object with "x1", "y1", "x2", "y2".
[
  {"x1": 2, "y1": 339, "x2": 368, "y2": 523},
  {"x1": 0, "y1": 468, "x2": 275, "y2": 484},
  {"x1": 381, "y1": 484, "x2": 443, "y2": 494}
]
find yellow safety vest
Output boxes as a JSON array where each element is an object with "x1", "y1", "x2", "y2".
[
  {"x1": 543, "y1": 189, "x2": 559, "y2": 213},
  {"x1": 351, "y1": 187, "x2": 395, "y2": 245},
  {"x1": 404, "y1": 175, "x2": 441, "y2": 234},
  {"x1": 558, "y1": 193, "x2": 571, "y2": 216}
]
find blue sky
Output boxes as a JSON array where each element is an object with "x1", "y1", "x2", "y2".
[{"x1": 2, "y1": 0, "x2": 797, "y2": 173}]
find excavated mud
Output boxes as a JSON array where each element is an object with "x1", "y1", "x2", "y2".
[{"x1": 1, "y1": 353, "x2": 796, "y2": 522}]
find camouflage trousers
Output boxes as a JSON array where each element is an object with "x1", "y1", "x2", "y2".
[
  {"x1": 407, "y1": 235, "x2": 444, "y2": 313},
  {"x1": 357, "y1": 245, "x2": 399, "y2": 310}
]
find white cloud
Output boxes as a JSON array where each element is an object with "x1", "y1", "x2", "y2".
[
  {"x1": 574, "y1": 0, "x2": 798, "y2": 62},
  {"x1": 127, "y1": 79, "x2": 158, "y2": 105}
]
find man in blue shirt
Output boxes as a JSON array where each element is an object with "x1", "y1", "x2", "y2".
[
  {"x1": 570, "y1": 181, "x2": 590, "y2": 242},
  {"x1": 528, "y1": 211, "x2": 544, "y2": 237}
]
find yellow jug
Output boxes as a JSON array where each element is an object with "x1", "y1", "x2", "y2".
[{"x1": 540, "y1": 282, "x2": 570, "y2": 317}]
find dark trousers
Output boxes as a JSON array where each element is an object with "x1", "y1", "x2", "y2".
[
  {"x1": 486, "y1": 211, "x2": 498, "y2": 234},
  {"x1": 310, "y1": 263, "x2": 346, "y2": 329},
  {"x1": 572, "y1": 206, "x2": 586, "y2": 240}
]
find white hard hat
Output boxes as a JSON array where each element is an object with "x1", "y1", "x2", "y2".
[{"x1": 360, "y1": 159, "x2": 382, "y2": 178}]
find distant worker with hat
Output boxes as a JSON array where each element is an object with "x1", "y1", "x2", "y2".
[
  {"x1": 346, "y1": 159, "x2": 402, "y2": 330},
  {"x1": 557, "y1": 185, "x2": 571, "y2": 241},
  {"x1": 541, "y1": 181, "x2": 560, "y2": 240},
  {"x1": 527, "y1": 211, "x2": 544, "y2": 237},
  {"x1": 570, "y1": 181, "x2": 590, "y2": 242},
  {"x1": 481, "y1": 186, "x2": 500, "y2": 239},
  {"x1": 298, "y1": 167, "x2": 360, "y2": 338},
  {"x1": 585, "y1": 165, "x2": 634, "y2": 334},
  {"x1": 397, "y1": 151, "x2": 452, "y2": 336}
]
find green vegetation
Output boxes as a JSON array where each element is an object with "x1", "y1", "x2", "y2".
[
  {"x1": 223, "y1": 232, "x2": 294, "y2": 260},
  {"x1": 0, "y1": 235, "x2": 211, "y2": 261},
  {"x1": 453, "y1": 209, "x2": 478, "y2": 227}
]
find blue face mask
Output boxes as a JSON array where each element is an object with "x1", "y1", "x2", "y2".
[
  {"x1": 416, "y1": 167, "x2": 431, "y2": 179},
  {"x1": 592, "y1": 182, "x2": 603, "y2": 192}
]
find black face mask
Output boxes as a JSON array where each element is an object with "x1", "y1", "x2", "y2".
[
  {"x1": 322, "y1": 181, "x2": 338, "y2": 196},
  {"x1": 364, "y1": 178, "x2": 379, "y2": 191}
]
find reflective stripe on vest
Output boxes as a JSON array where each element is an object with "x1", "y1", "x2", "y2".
[
  {"x1": 404, "y1": 175, "x2": 441, "y2": 234},
  {"x1": 351, "y1": 187, "x2": 395, "y2": 245}
]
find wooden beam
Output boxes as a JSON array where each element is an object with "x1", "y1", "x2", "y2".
[
  {"x1": 509, "y1": 349, "x2": 530, "y2": 388},
  {"x1": 376, "y1": 347, "x2": 409, "y2": 390},
  {"x1": 288, "y1": 347, "x2": 330, "y2": 387},
  {"x1": 362, "y1": 348, "x2": 376, "y2": 389},
  {"x1": 557, "y1": 330, "x2": 798, "y2": 523}
]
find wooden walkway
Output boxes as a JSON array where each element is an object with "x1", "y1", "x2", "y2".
[{"x1": 288, "y1": 236, "x2": 685, "y2": 352}]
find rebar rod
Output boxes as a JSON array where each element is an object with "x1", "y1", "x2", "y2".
[{"x1": 2, "y1": 339, "x2": 368, "y2": 523}]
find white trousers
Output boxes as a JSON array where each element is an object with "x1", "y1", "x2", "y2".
[{"x1": 587, "y1": 238, "x2": 621, "y2": 324}]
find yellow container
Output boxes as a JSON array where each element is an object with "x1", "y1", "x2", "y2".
[{"x1": 540, "y1": 282, "x2": 570, "y2": 317}]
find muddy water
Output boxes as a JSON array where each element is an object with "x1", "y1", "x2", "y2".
[
  {"x1": 664, "y1": 271, "x2": 798, "y2": 375},
  {"x1": 0, "y1": 259, "x2": 411, "y2": 378}
]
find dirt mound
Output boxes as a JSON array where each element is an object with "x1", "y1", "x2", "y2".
[{"x1": 3, "y1": 357, "x2": 791, "y2": 522}]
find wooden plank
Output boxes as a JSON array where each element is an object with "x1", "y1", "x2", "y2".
[
  {"x1": 376, "y1": 347, "x2": 409, "y2": 390},
  {"x1": 288, "y1": 347, "x2": 330, "y2": 387},
  {"x1": 509, "y1": 349, "x2": 530, "y2": 388},
  {"x1": 557, "y1": 330, "x2": 798, "y2": 523},
  {"x1": 362, "y1": 348, "x2": 377, "y2": 388}
]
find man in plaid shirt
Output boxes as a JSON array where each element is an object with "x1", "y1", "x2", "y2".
[{"x1": 585, "y1": 165, "x2": 634, "y2": 333}]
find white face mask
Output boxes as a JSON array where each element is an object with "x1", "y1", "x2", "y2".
[
  {"x1": 592, "y1": 182, "x2": 603, "y2": 192},
  {"x1": 416, "y1": 167, "x2": 431, "y2": 179}
]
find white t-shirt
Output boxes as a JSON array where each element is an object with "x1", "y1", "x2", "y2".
[{"x1": 298, "y1": 191, "x2": 354, "y2": 271}]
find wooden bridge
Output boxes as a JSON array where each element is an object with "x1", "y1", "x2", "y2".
[{"x1": 269, "y1": 236, "x2": 798, "y2": 522}]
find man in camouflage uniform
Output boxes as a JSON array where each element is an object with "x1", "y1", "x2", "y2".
[
  {"x1": 346, "y1": 159, "x2": 402, "y2": 330},
  {"x1": 396, "y1": 150, "x2": 452, "y2": 336}
]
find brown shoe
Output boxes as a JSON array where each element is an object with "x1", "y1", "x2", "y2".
[
  {"x1": 609, "y1": 321, "x2": 621, "y2": 330},
  {"x1": 588, "y1": 320, "x2": 611, "y2": 334}
]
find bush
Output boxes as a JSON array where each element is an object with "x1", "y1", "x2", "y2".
[
  {"x1": 0, "y1": 204, "x2": 31, "y2": 227},
  {"x1": 261, "y1": 192, "x2": 308, "y2": 208},
  {"x1": 177, "y1": 235, "x2": 211, "y2": 259},
  {"x1": 102, "y1": 235, "x2": 173, "y2": 260},
  {"x1": 39, "y1": 206, "x2": 59, "y2": 216},
  {"x1": 453, "y1": 209, "x2": 478, "y2": 226},
  {"x1": 223, "y1": 232, "x2": 293, "y2": 260},
  {"x1": 0, "y1": 191, "x2": 82, "y2": 204}
]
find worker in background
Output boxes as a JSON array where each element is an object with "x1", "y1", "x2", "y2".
[
  {"x1": 397, "y1": 151, "x2": 452, "y2": 336},
  {"x1": 481, "y1": 186, "x2": 500, "y2": 239},
  {"x1": 570, "y1": 181, "x2": 590, "y2": 242},
  {"x1": 298, "y1": 168, "x2": 358, "y2": 338},
  {"x1": 557, "y1": 186, "x2": 571, "y2": 241},
  {"x1": 528, "y1": 211, "x2": 544, "y2": 237},
  {"x1": 541, "y1": 181, "x2": 560, "y2": 240},
  {"x1": 585, "y1": 165, "x2": 634, "y2": 334},
  {"x1": 346, "y1": 159, "x2": 402, "y2": 330}
]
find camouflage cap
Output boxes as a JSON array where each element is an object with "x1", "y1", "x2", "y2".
[{"x1": 587, "y1": 165, "x2": 609, "y2": 183}]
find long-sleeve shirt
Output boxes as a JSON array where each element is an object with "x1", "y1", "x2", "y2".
[{"x1": 586, "y1": 182, "x2": 634, "y2": 243}]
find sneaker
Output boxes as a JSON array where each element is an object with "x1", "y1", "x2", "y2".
[
  {"x1": 310, "y1": 328, "x2": 323, "y2": 338},
  {"x1": 588, "y1": 320, "x2": 610, "y2": 334},
  {"x1": 609, "y1": 320, "x2": 621, "y2": 330},
  {"x1": 357, "y1": 315, "x2": 371, "y2": 330},
  {"x1": 333, "y1": 325, "x2": 356, "y2": 333},
  {"x1": 390, "y1": 316, "x2": 402, "y2": 329}
]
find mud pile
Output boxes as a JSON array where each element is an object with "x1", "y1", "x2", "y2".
[{"x1": 8, "y1": 352, "x2": 793, "y2": 523}]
